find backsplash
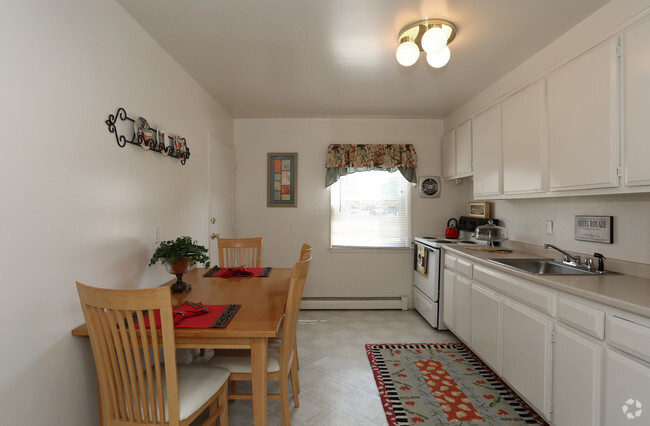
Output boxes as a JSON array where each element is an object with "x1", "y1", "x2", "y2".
[{"x1": 491, "y1": 193, "x2": 650, "y2": 266}]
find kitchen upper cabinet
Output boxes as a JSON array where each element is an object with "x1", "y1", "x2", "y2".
[
  {"x1": 623, "y1": 16, "x2": 650, "y2": 187},
  {"x1": 442, "y1": 129, "x2": 456, "y2": 179},
  {"x1": 553, "y1": 325, "x2": 603, "y2": 426},
  {"x1": 502, "y1": 299, "x2": 553, "y2": 420},
  {"x1": 502, "y1": 80, "x2": 546, "y2": 194},
  {"x1": 470, "y1": 283, "x2": 502, "y2": 373},
  {"x1": 455, "y1": 120, "x2": 472, "y2": 177},
  {"x1": 547, "y1": 37, "x2": 619, "y2": 191},
  {"x1": 442, "y1": 121, "x2": 472, "y2": 180},
  {"x1": 472, "y1": 103, "x2": 502, "y2": 198}
]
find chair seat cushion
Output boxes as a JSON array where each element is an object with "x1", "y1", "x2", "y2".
[
  {"x1": 208, "y1": 339, "x2": 281, "y2": 373},
  {"x1": 163, "y1": 364, "x2": 230, "y2": 421}
]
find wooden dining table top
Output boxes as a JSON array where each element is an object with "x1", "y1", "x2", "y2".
[{"x1": 72, "y1": 266, "x2": 293, "y2": 340}]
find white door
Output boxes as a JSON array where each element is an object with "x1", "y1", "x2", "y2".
[
  {"x1": 470, "y1": 283, "x2": 502, "y2": 374},
  {"x1": 454, "y1": 275, "x2": 471, "y2": 344},
  {"x1": 472, "y1": 103, "x2": 503, "y2": 198},
  {"x1": 441, "y1": 129, "x2": 456, "y2": 179},
  {"x1": 553, "y1": 325, "x2": 603, "y2": 426},
  {"x1": 442, "y1": 269, "x2": 455, "y2": 331},
  {"x1": 604, "y1": 349, "x2": 650, "y2": 425},
  {"x1": 502, "y1": 299, "x2": 553, "y2": 421},
  {"x1": 455, "y1": 120, "x2": 472, "y2": 177},
  {"x1": 209, "y1": 133, "x2": 235, "y2": 266}
]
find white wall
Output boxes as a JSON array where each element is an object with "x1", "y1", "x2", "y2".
[
  {"x1": 0, "y1": 1, "x2": 233, "y2": 424},
  {"x1": 446, "y1": 0, "x2": 650, "y2": 266},
  {"x1": 234, "y1": 118, "x2": 471, "y2": 300}
]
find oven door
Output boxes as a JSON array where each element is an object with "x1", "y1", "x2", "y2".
[{"x1": 413, "y1": 243, "x2": 440, "y2": 302}]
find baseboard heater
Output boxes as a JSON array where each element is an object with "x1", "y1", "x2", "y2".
[{"x1": 300, "y1": 296, "x2": 408, "y2": 310}]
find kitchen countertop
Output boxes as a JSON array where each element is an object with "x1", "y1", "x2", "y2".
[{"x1": 442, "y1": 244, "x2": 650, "y2": 319}]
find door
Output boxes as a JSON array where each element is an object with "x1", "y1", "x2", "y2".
[
  {"x1": 413, "y1": 246, "x2": 440, "y2": 300},
  {"x1": 470, "y1": 283, "x2": 502, "y2": 374},
  {"x1": 455, "y1": 120, "x2": 472, "y2": 177},
  {"x1": 472, "y1": 103, "x2": 503, "y2": 198},
  {"x1": 502, "y1": 299, "x2": 553, "y2": 420},
  {"x1": 604, "y1": 349, "x2": 650, "y2": 425},
  {"x1": 209, "y1": 133, "x2": 235, "y2": 266},
  {"x1": 454, "y1": 275, "x2": 471, "y2": 344},
  {"x1": 553, "y1": 325, "x2": 603, "y2": 426},
  {"x1": 442, "y1": 269, "x2": 455, "y2": 331},
  {"x1": 441, "y1": 129, "x2": 456, "y2": 179}
]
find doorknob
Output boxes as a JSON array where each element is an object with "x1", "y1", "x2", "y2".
[
  {"x1": 210, "y1": 217, "x2": 216, "y2": 224},
  {"x1": 211, "y1": 233, "x2": 220, "y2": 240}
]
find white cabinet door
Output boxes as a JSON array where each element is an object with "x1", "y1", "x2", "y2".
[
  {"x1": 604, "y1": 349, "x2": 650, "y2": 425},
  {"x1": 472, "y1": 103, "x2": 502, "y2": 198},
  {"x1": 455, "y1": 120, "x2": 472, "y2": 177},
  {"x1": 547, "y1": 37, "x2": 619, "y2": 191},
  {"x1": 470, "y1": 283, "x2": 502, "y2": 373},
  {"x1": 502, "y1": 299, "x2": 553, "y2": 420},
  {"x1": 442, "y1": 129, "x2": 456, "y2": 179},
  {"x1": 623, "y1": 16, "x2": 650, "y2": 187},
  {"x1": 442, "y1": 269, "x2": 455, "y2": 331},
  {"x1": 454, "y1": 275, "x2": 471, "y2": 344},
  {"x1": 502, "y1": 80, "x2": 546, "y2": 194},
  {"x1": 553, "y1": 325, "x2": 603, "y2": 426}
]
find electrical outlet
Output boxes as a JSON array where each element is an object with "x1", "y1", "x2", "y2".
[
  {"x1": 154, "y1": 224, "x2": 160, "y2": 243},
  {"x1": 546, "y1": 220, "x2": 553, "y2": 235}
]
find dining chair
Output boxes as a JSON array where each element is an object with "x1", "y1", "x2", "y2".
[
  {"x1": 217, "y1": 237, "x2": 263, "y2": 268},
  {"x1": 299, "y1": 243, "x2": 312, "y2": 261},
  {"x1": 76, "y1": 282, "x2": 230, "y2": 426},
  {"x1": 207, "y1": 254, "x2": 312, "y2": 426}
]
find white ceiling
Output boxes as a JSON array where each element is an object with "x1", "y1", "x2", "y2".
[{"x1": 117, "y1": 0, "x2": 610, "y2": 119}]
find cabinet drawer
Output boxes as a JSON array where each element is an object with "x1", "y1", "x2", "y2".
[
  {"x1": 607, "y1": 314, "x2": 650, "y2": 362},
  {"x1": 444, "y1": 254, "x2": 457, "y2": 271},
  {"x1": 557, "y1": 297, "x2": 605, "y2": 340},
  {"x1": 456, "y1": 258, "x2": 473, "y2": 279},
  {"x1": 474, "y1": 265, "x2": 555, "y2": 316}
]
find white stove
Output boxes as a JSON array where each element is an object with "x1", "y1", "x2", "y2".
[{"x1": 412, "y1": 217, "x2": 498, "y2": 330}]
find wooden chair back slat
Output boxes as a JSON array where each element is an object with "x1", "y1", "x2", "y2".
[
  {"x1": 218, "y1": 237, "x2": 263, "y2": 268},
  {"x1": 299, "y1": 243, "x2": 312, "y2": 261},
  {"x1": 279, "y1": 255, "x2": 311, "y2": 367},
  {"x1": 76, "y1": 282, "x2": 180, "y2": 425}
]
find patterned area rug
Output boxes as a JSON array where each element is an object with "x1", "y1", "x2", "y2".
[{"x1": 366, "y1": 343, "x2": 548, "y2": 425}]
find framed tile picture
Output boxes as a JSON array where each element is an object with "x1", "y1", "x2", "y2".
[{"x1": 267, "y1": 153, "x2": 297, "y2": 207}]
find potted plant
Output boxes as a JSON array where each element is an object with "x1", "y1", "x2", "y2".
[{"x1": 149, "y1": 236, "x2": 210, "y2": 293}]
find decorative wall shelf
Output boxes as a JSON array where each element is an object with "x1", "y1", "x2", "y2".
[{"x1": 105, "y1": 107, "x2": 190, "y2": 165}]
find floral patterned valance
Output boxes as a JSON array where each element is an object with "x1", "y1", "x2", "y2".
[
  {"x1": 326, "y1": 144, "x2": 417, "y2": 169},
  {"x1": 325, "y1": 144, "x2": 418, "y2": 186}
]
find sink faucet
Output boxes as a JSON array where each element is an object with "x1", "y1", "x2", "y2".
[{"x1": 544, "y1": 244, "x2": 581, "y2": 265}]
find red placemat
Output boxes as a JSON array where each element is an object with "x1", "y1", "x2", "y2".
[
  {"x1": 135, "y1": 303, "x2": 240, "y2": 329},
  {"x1": 203, "y1": 266, "x2": 272, "y2": 278}
]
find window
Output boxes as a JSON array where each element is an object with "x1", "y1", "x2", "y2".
[{"x1": 330, "y1": 170, "x2": 411, "y2": 248}]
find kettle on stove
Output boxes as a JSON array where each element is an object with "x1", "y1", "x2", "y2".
[{"x1": 445, "y1": 218, "x2": 460, "y2": 239}]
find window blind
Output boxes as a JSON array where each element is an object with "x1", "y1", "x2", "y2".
[{"x1": 330, "y1": 170, "x2": 411, "y2": 248}]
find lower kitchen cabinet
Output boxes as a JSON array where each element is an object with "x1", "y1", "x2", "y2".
[
  {"x1": 454, "y1": 275, "x2": 471, "y2": 344},
  {"x1": 553, "y1": 325, "x2": 603, "y2": 426},
  {"x1": 502, "y1": 299, "x2": 553, "y2": 420},
  {"x1": 470, "y1": 283, "x2": 502, "y2": 373},
  {"x1": 604, "y1": 349, "x2": 650, "y2": 426},
  {"x1": 442, "y1": 269, "x2": 455, "y2": 330}
]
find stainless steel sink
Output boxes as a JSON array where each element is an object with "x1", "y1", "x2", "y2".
[{"x1": 487, "y1": 258, "x2": 596, "y2": 275}]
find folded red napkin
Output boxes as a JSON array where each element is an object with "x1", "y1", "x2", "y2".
[
  {"x1": 218, "y1": 266, "x2": 254, "y2": 278},
  {"x1": 172, "y1": 301, "x2": 208, "y2": 325},
  {"x1": 203, "y1": 265, "x2": 272, "y2": 278}
]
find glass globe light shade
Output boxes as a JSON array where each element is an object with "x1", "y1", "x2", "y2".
[
  {"x1": 396, "y1": 41, "x2": 420, "y2": 66},
  {"x1": 426, "y1": 46, "x2": 451, "y2": 68},
  {"x1": 421, "y1": 26, "x2": 448, "y2": 53}
]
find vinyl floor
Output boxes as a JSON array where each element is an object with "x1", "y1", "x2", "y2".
[{"x1": 223, "y1": 309, "x2": 458, "y2": 425}]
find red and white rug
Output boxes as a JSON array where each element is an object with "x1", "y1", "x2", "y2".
[{"x1": 366, "y1": 343, "x2": 548, "y2": 425}]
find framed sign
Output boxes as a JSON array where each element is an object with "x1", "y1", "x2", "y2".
[
  {"x1": 468, "y1": 201, "x2": 491, "y2": 218},
  {"x1": 267, "y1": 153, "x2": 297, "y2": 207},
  {"x1": 575, "y1": 215, "x2": 613, "y2": 244}
]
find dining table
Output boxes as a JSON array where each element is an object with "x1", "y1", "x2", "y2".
[{"x1": 72, "y1": 266, "x2": 293, "y2": 426}]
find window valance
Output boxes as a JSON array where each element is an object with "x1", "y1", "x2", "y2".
[{"x1": 325, "y1": 144, "x2": 418, "y2": 186}]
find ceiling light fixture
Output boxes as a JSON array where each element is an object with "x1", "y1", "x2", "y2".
[{"x1": 395, "y1": 19, "x2": 457, "y2": 68}]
